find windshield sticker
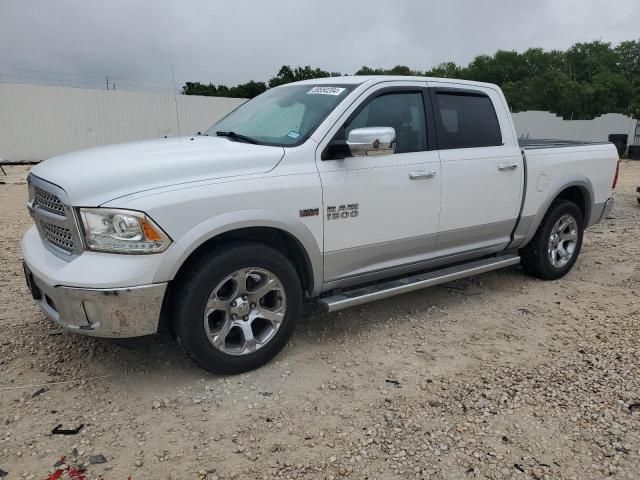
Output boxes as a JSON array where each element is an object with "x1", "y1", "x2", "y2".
[
  {"x1": 287, "y1": 130, "x2": 301, "y2": 139},
  {"x1": 307, "y1": 87, "x2": 346, "y2": 96}
]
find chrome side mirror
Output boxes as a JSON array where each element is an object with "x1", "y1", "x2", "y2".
[{"x1": 347, "y1": 127, "x2": 396, "y2": 157}]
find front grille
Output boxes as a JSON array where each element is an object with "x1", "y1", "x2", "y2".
[
  {"x1": 28, "y1": 175, "x2": 81, "y2": 257},
  {"x1": 34, "y1": 187, "x2": 66, "y2": 216},
  {"x1": 41, "y1": 222, "x2": 75, "y2": 253}
]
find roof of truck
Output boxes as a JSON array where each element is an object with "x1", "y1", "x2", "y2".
[{"x1": 293, "y1": 75, "x2": 498, "y2": 89}]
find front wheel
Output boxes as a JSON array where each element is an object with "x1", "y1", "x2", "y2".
[
  {"x1": 172, "y1": 242, "x2": 302, "y2": 374},
  {"x1": 520, "y1": 200, "x2": 584, "y2": 280}
]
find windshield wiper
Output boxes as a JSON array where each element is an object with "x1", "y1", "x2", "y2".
[{"x1": 215, "y1": 131, "x2": 259, "y2": 144}]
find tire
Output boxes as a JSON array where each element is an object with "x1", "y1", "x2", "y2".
[
  {"x1": 520, "y1": 200, "x2": 584, "y2": 280},
  {"x1": 172, "y1": 242, "x2": 302, "y2": 375}
]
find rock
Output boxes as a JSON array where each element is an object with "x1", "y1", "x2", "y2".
[{"x1": 88, "y1": 454, "x2": 107, "y2": 464}]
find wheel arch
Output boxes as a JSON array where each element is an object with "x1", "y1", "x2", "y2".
[
  {"x1": 554, "y1": 185, "x2": 590, "y2": 222},
  {"x1": 520, "y1": 179, "x2": 594, "y2": 247},
  {"x1": 155, "y1": 210, "x2": 323, "y2": 297}
]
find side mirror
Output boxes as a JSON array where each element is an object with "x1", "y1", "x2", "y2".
[{"x1": 347, "y1": 127, "x2": 396, "y2": 157}]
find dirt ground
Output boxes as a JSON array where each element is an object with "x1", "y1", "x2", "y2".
[{"x1": 1, "y1": 162, "x2": 639, "y2": 480}]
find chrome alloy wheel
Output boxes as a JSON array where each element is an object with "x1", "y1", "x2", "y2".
[
  {"x1": 203, "y1": 268, "x2": 286, "y2": 356},
  {"x1": 548, "y1": 214, "x2": 578, "y2": 268}
]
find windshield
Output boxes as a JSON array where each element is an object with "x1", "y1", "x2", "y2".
[{"x1": 206, "y1": 84, "x2": 355, "y2": 146}]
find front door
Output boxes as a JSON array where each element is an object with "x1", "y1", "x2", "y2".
[{"x1": 316, "y1": 84, "x2": 442, "y2": 283}]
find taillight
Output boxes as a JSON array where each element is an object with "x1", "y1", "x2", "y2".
[{"x1": 612, "y1": 160, "x2": 620, "y2": 189}]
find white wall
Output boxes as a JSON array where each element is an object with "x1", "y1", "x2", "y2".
[
  {"x1": 2, "y1": 83, "x2": 638, "y2": 161},
  {"x1": 512, "y1": 110, "x2": 638, "y2": 144},
  {"x1": 0, "y1": 83, "x2": 245, "y2": 161}
]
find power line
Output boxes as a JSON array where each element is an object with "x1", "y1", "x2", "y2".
[
  {"x1": 0, "y1": 66, "x2": 176, "y2": 87},
  {"x1": 0, "y1": 72, "x2": 178, "y2": 92}
]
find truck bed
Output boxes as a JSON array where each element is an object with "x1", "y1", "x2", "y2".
[{"x1": 518, "y1": 138, "x2": 610, "y2": 150}]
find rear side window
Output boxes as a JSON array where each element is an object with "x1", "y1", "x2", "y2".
[{"x1": 434, "y1": 92, "x2": 502, "y2": 149}]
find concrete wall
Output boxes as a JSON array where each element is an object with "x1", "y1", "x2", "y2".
[
  {"x1": 0, "y1": 83, "x2": 245, "y2": 161},
  {"x1": 512, "y1": 110, "x2": 638, "y2": 144},
  {"x1": 2, "y1": 82, "x2": 638, "y2": 161}
]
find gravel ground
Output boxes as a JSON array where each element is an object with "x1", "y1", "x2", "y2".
[{"x1": 1, "y1": 162, "x2": 639, "y2": 480}]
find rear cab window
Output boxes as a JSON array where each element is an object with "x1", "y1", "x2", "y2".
[{"x1": 432, "y1": 90, "x2": 502, "y2": 149}]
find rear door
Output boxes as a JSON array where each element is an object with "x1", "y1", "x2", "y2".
[
  {"x1": 428, "y1": 84, "x2": 523, "y2": 255},
  {"x1": 316, "y1": 83, "x2": 442, "y2": 283}
]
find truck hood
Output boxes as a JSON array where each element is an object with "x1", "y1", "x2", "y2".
[{"x1": 30, "y1": 136, "x2": 285, "y2": 206}]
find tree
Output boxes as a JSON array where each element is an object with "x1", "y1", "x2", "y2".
[
  {"x1": 355, "y1": 65, "x2": 419, "y2": 76},
  {"x1": 615, "y1": 40, "x2": 640, "y2": 78},
  {"x1": 425, "y1": 61, "x2": 465, "y2": 78},
  {"x1": 566, "y1": 41, "x2": 617, "y2": 82},
  {"x1": 268, "y1": 65, "x2": 340, "y2": 88},
  {"x1": 354, "y1": 66, "x2": 387, "y2": 75},
  {"x1": 501, "y1": 80, "x2": 531, "y2": 113},
  {"x1": 182, "y1": 81, "x2": 266, "y2": 98},
  {"x1": 588, "y1": 71, "x2": 633, "y2": 118},
  {"x1": 182, "y1": 39, "x2": 640, "y2": 118},
  {"x1": 521, "y1": 48, "x2": 566, "y2": 77}
]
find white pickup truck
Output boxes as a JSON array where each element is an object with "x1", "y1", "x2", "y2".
[{"x1": 22, "y1": 76, "x2": 618, "y2": 374}]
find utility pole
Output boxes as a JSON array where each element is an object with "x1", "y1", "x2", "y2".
[{"x1": 171, "y1": 64, "x2": 181, "y2": 137}]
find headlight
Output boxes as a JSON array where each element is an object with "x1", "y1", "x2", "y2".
[{"x1": 79, "y1": 208, "x2": 171, "y2": 254}]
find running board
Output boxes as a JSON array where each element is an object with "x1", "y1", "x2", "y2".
[{"x1": 318, "y1": 254, "x2": 520, "y2": 313}]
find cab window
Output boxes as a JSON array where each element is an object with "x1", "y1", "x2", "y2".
[{"x1": 325, "y1": 91, "x2": 427, "y2": 159}]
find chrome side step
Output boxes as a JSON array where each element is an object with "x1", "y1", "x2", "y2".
[{"x1": 318, "y1": 254, "x2": 520, "y2": 313}]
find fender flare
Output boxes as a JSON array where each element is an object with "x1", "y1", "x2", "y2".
[
  {"x1": 154, "y1": 209, "x2": 323, "y2": 296},
  {"x1": 520, "y1": 178, "x2": 594, "y2": 247}
]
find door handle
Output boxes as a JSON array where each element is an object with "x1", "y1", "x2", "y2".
[
  {"x1": 498, "y1": 163, "x2": 518, "y2": 171},
  {"x1": 409, "y1": 170, "x2": 436, "y2": 180}
]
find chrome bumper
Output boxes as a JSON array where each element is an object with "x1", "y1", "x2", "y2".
[{"x1": 24, "y1": 263, "x2": 167, "y2": 338}]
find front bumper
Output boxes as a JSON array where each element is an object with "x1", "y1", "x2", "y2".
[
  {"x1": 22, "y1": 226, "x2": 171, "y2": 338},
  {"x1": 24, "y1": 263, "x2": 166, "y2": 337}
]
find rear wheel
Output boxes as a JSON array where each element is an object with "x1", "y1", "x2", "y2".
[
  {"x1": 520, "y1": 200, "x2": 584, "y2": 280},
  {"x1": 172, "y1": 242, "x2": 302, "y2": 374}
]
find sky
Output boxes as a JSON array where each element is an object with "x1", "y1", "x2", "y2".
[{"x1": 0, "y1": 0, "x2": 638, "y2": 92}]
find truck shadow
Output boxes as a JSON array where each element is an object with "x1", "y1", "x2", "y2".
[{"x1": 54, "y1": 265, "x2": 528, "y2": 381}]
